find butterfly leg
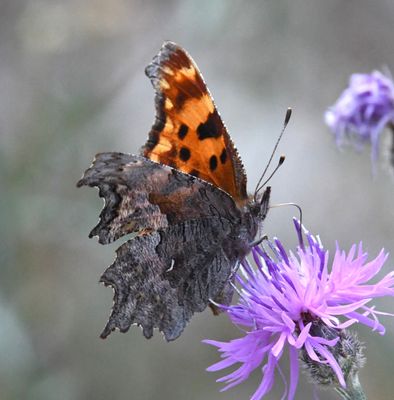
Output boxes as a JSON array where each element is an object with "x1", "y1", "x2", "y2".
[{"x1": 248, "y1": 234, "x2": 269, "y2": 248}]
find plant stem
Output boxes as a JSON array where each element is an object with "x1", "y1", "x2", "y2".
[{"x1": 334, "y1": 373, "x2": 367, "y2": 400}]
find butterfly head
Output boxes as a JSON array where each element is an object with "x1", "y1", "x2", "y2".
[
  {"x1": 235, "y1": 186, "x2": 271, "y2": 253},
  {"x1": 249, "y1": 186, "x2": 271, "y2": 222}
]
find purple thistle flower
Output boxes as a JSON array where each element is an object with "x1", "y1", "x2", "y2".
[
  {"x1": 204, "y1": 220, "x2": 394, "y2": 400},
  {"x1": 325, "y1": 70, "x2": 394, "y2": 167}
]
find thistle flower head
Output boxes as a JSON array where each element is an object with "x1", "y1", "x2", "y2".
[
  {"x1": 204, "y1": 220, "x2": 394, "y2": 400},
  {"x1": 325, "y1": 70, "x2": 394, "y2": 165}
]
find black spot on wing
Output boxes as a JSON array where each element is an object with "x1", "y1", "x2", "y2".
[
  {"x1": 174, "y1": 74, "x2": 204, "y2": 110},
  {"x1": 197, "y1": 111, "x2": 222, "y2": 140},
  {"x1": 220, "y1": 148, "x2": 227, "y2": 164},
  {"x1": 175, "y1": 92, "x2": 187, "y2": 109},
  {"x1": 179, "y1": 147, "x2": 191, "y2": 161},
  {"x1": 178, "y1": 124, "x2": 189, "y2": 140},
  {"x1": 209, "y1": 155, "x2": 218, "y2": 171}
]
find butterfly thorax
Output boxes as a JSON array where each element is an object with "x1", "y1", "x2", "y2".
[
  {"x1": 234, "y1": 208, "x2": 259, "y2": 256},
  {"x1": 229, "y1": 187, "x2": 271, "y2": 260}
]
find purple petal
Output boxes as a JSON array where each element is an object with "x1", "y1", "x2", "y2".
[
  {"x1": 288, "y1": 346, "x2": 299, "y2": 400},
  {"x1": 294, "y1": 322, "x2": 312, "y2": 348},
  {"x1": 271, "y1": 332, "x2": 287, "y2": 357},
  {"x1": 325, "y1": 299, "x2": 371, "y2": 315},
  {"x1": 251, "y1": 354, "x2": 278, "y2": 400},
  {"x1": 312, "y1": 341, "x2": 346, "y2": 387},
  {"x1": 346, "y1": 310, "x2": 386, "y2": 334}
]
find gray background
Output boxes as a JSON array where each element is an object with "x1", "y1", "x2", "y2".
[{"x1": 1, "y1": 1, "x2": 394, "y2": 399}]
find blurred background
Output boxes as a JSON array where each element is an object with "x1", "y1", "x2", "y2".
[{"x1": 1, "y1": 1, "x2": 394, "y2": 399}]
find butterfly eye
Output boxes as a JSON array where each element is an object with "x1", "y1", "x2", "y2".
[{"x1": 258, "y1": 186, "x2": 271, "y2": 219}]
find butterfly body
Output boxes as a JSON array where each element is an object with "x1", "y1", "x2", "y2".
[{"x1": 78, "y1": 42, "x2": 271, "y2": 341}]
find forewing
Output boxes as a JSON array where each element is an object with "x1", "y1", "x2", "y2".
[
  {"x1": 143, "y1": 41, "x2": 248, "y2": 202},
  {"x1": 77, "y1": 152, "x2": 240, "y2": 244}
]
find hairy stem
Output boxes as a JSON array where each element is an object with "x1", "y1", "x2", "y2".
[{"x1": 335, "y1": 373, "x2": 367, "y2": 400}]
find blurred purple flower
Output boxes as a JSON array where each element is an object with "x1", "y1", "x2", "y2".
[
  {"x1": 325, "y1": 70, "x2": 394, "y2": 166},
  {"x1": 204, "y1": 220, "x2": 394, "y2": 400}
]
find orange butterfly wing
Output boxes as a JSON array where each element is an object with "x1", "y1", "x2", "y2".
[{"x1": 142, "y1": 42, "x2": 248, "y2": 203}]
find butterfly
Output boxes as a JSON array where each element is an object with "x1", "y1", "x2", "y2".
[{"x1": 77, "y1": 41, "x2": 276, "y2": 341}]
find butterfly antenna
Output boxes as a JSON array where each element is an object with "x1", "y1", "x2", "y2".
[
  {"x1": 254, "y1": 108, "x2": 292, "y2": 202},
  {"x1": 256, "y1": 155, "x2": 285, "y2": 195}
]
